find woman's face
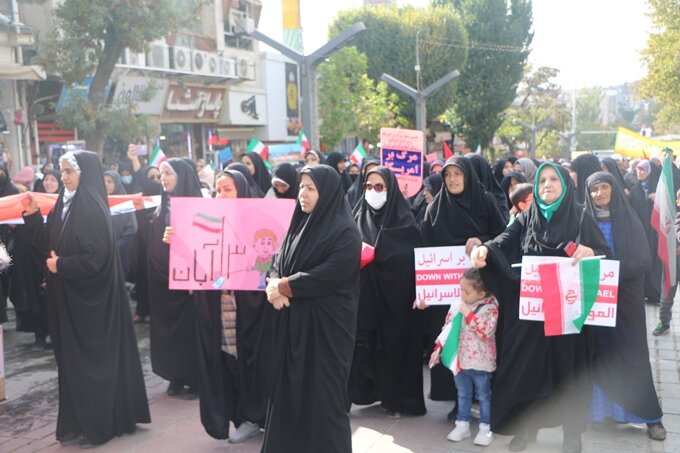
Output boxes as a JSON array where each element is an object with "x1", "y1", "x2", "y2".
[
  {"x1": 272, "y1": 179, "x2": 290, "y2": 195},
  {"x1": 160, "y1": 163, "x2": 177, "y2": 193},
  {"x1": 104, "y1": 175, "x2": 116, "y2": 195},
  {"x1": 503, "y1": 160, "x2": 514, "y2": 176},
  {"x1": 241, "y1": 155, "x2": 256, "y2": 175},
  {"x1": 636, "y1": 167, "x2": 648, "y2": 181},
  {"x1": 537, "y1": 166, "x2": 563, "y2": 205},
  {"x1": 299, "y1": 173, "x2": 319, "y2": 214},
  {"x1": 444, "y1": 165, "x2": 465, "y2": 195},
  {"x1": 513, "y1": 162, "x2": 523, "y2": 174},
  {"x1": 430, "y1": 164, "x2": 442, "y2": 174},
  {"x1": 508, "y1": 177, "x2": 520, "y2": 193},
  {"x1": 365, "y1": 172, "x2": 386, "y2": 192},
  {"x1": 348, "y1": 165, "x2": 360, "y2": 176},
  {"x1": 42, "y1": 174, "x2": 59, "y2": 194},
  {"x1": 60, "y1": 160, "x2": 80, "y2": 192},
  {"x1": 215, "y1": 175, "x2": 238, "y2": 199},
  {"x1": 423, "y1": 187, "x2": 434, "y2": 204},
  {"x1": 336, "y1": 160, "x2": 346, "y2": 174},
  {"x1": 568, "y1": 169, "x2": 578, "y2": 185},
  {"x1": 304, "y1": 152, "x2": 320, "y2": 167},
  {"x1": 589, "y1": 181, "x2": 612, "y2": 210}
]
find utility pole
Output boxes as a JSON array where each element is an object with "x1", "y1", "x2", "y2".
[
  {"x1": 248, "y1": 22, "x2": 366, "y2": 150},
  {"x1": 381, "y1": 33, "x2": 460, "y2": 149},
  {"x1": 513, "y1": 117, "x2": 551, "y2": 158}
]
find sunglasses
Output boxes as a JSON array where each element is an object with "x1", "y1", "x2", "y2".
[{"x1": 363, "y1": 183, "x2": 385, "y2": 193}]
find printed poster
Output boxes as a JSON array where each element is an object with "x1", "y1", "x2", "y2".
[
  {"x1": 380, "y1": 127, "x2": 423, "y2": 198},
  {"x1": 414, "y1": 246, "x2": 471, "y2": 306}
]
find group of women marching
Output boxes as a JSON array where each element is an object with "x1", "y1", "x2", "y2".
[{"x1": 10, "y1": 144, "x2": 669, "y2": 453}]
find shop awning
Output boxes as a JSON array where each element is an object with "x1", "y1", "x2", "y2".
[{"x1": 0, "y1": 62, "x2": 46, "y2": 80}]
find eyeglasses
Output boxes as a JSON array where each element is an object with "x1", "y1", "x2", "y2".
[{"x1": 363, "y1": 183, "x2": 385, "y2": 193}]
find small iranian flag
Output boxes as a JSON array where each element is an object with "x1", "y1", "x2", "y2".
[
  {"x1": 246, "y1": 136, "x2": 272, "y2": 170},
  {"x1": 350, "y1": 143, "x2": 367, "y2": 165},
  {"x1": 651, "y1": 148, "x2": 677, "y2": 300},
  {"x1": 192, "y1": 212, "x2": 222, "y2": 233},
  {"x1": 435, "y1": 300, "x2": 463, "y2": 374},
  {"x1": 538, "y1": 258, "x2": 601, "y2": 336},
  {"x1": 297, "y1": 130, "x2": 311, "y2": 151},
  {"x1": 148, "y1": 144, "x2": 167, "y2": 168}
]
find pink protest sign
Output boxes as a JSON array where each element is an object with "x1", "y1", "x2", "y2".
[
  {"x1": 169, "y1": 198, "x2": 296, "y2": 291},
  {"x1": 414, "y1": 246, "x2": 471, "y2": 306},
  {"x1": 519, "y1": 256, "x2": 620, "y2": 327},
  {"x1": 380, "y1": 127, "x2": 424, "y2": 198}
]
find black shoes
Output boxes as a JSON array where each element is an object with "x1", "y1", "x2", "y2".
[
  {"x1": 647, "y1": 422, "x2": 667, "y2": 440},
  {"x1": 508, "y1": 429, "x2": 537, "y2": 452},
  {"x1": 167, "y1": 380, "x2": 184, "y2": 396}
]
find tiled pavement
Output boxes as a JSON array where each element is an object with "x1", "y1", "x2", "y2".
[{"x1": 1, "y1": 300, "x2": 679, "y2": 453}]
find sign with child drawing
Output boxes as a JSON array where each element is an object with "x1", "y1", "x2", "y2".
[
  {"x1": 168, "y1": 198, "x2": 295, "y2": 291},
  {"x1": 414, "y1": 246, "x2": 471, "y2": 306}
]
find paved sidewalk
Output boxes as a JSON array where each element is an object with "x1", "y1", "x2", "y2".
[{"x1": 0, "y1": 301, "x2": 678, "y2": 453}]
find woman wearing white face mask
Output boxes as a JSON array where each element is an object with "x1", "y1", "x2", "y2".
[{"x1": 348, "y1": 166, "x2": 426, "y2": 418}]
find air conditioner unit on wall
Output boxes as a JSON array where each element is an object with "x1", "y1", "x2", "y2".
[
  {"x1": 171, "y1": 46, "x2": 193, "y2": 72},
  {"x1": 147, "y1": 44, "x2": 170, "y2": 69},
  {"x1": 118, "y1": 48, "x2": 146, "y2": 67},
  {"x1": 206, "y1": 53, "x2": 220, "y2": 75},
  {"x1": 220, "y1": 58, "x2": 236, "y2": 78},
  {"x1": 234, "y1": 16, "x2": 255, "y2": 35},
  {"x1": 193, "y1": 50, "x2": 208, "y2": 74},
  {"x1": 236, "y1": 57, "x2": 255, "y2": 80}
]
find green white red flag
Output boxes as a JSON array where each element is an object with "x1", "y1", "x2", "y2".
[
  {"x1": 651, "y1": 148, "x2": 677, "y2": 300},
  {"x1": 246, "y1": 136, "x2": 272, "y2": 170},
  {"x1": 148, "y1": 144, "x2": 167, "y2": 168},
  {"x1": 297, "y1": 130, "x2": 310, "y2": 151},
  {"x1": 435, "y1": 300, "x2": 463, "y2": 374},
  {"x1": 538, "y1": 258, "x2": 601, "y2": 336},
  {"x1": 350, "y1": 143, "x2": 367, "y2": 165}
]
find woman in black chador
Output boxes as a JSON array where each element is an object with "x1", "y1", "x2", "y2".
[
  {"x1": 242, "y1": 152, "x2": 272, "y2": 195},
  {"x1": 419, "y1": 156, "x2": 506, "y2": 405},
  {"x1": 148, "y1": 158, "x2": 203, "y2": 395},
  {"x1": 585, "y1": 171, "x2": 665, "y2": 440},
  {"x1": 348, "y1": 166, "x2": 425, "y2": 417},
  {"x1": 470, "y1": 162, "x2": 610, "y2": 453},
  {"x1": 22, "y1": 151, "x2": 149, "y2": 447},
  {"x1": 263, "y1": 165, "x2": 361, "y2": 453}
]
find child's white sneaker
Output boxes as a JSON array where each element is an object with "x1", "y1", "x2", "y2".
[
  {"x1": 474, "y1": 423, "x2": 493, "y2": 446},
  {"x1": 447, "y1": 420, "x2": 471, "y2": 442}
]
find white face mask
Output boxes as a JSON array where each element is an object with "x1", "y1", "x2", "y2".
[{"x1": 365, "y1": 189, "x2": 387, "y2": 210}]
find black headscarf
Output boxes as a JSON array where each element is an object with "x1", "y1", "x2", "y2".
[
  {"x1": 244, "y1": 152, "x2": 272, "y2": 195},
  {"x1": 423, "y1": 173, "x2": 443, "y2": 196},
  {"x1": 466, "y1": 153, "x2": 508, "y2": 212},
  {"x1": 570, "y1": 154, "x2": 603, "y2": 204},
  {"x1": 277, "y1": 165, "x2": 357, "y2": 277},
  {"x1": 600, "y1": 158, "x2": 627, "y2": 191},
  {"x1": 424, "y1": 156, "x2": 506, "y2": 245},
  {"x1": 182, "y1": 157, "x2": 197, "y2": 173},
  {"x1": 354, "y1": 166, "x2": 417, "y2": 245},
  {"x1": 0, "y1": 161, "x2": 19, "y2": 197},
  {"x1": 35, "y1": 169, "x2": 63, "y2": 194},
  {"x1": 523, "y1": 162, "x2": 607, "y2": 255},
  {"x1": 226, "y1": 162, "x2": 265, "y2": 198},
  {"x1": 346, "y1": 157, "x2": 380, "y2": 209},
  {"x1": 156, "y1": 158, "x2": 203, "y2": 226},
  {"x1": 500, "y1": 171, "x2": 527, "y2": 208},
  {"x1": 585, "y1": 171, "x2": 650, "y2": 280},
  {"x1": 220, "y1": 169, "x2": 251, "y2": 199},
  {"x1": 272, "y1": 163, "x2": 299, "y2": 199},
  {"x1": 492, "y1": 159, "x2": 509, "y2": 184},
  {"x1": 104, "y1": 170, "x2": 127, "y2": 195},
  {"x1": 326, "y1": 152, "x2": 352, "y2": 192}
]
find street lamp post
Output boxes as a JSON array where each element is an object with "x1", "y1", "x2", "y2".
[
  {"x1": 513, "y1": 118, "x2": 551, "y2": 158},
  {"x1": 249, "y1": 22, "x2": 366, "y2": 150},
  {"x1": 381, "y1": 70, "x2": 460, "y2": 148}
]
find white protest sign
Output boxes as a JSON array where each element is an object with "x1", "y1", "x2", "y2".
[{"x1": 414, "y1": 246, "x2": 471, "y2": 306}]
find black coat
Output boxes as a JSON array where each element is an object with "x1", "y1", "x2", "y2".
[
  {"x1": 479, "y1": 163, "x2": 610, "y2": 435},
  {"x1": 24, "y1": 151, "x2": 149, "y2": 445},
  {"x1": 262, "y1": 165, "x2": 361, "y2": 453}
]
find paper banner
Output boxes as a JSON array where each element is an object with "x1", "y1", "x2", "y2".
[
  {"x1": 380, "y1": 127, "x2": 424, "y2": 198},
  {"x1": 169, "y1": 198, "x2": 296, "y2": 291},
  {"x1": 414, "y1": 246, "x2": 471, "y2": 306},
  {"x1": 519, "y1": 255, "x2": 619, "y2": 327},
  {"x1": 614, "y1": 127, "x2": 680, "y2": 158}
]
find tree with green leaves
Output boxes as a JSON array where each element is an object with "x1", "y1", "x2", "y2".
[
  {"x1": 639, "y1": 0, "x2": 680, "y2": 134},
  {"x1": 496, "y1": 65, "x2": 569, "y2": 159},
  {"x1": 317, "y1": 47, "x2": 407, "y2": 150},
  {"x1": 436, "y1": 0, "x2": 533, "y2": 153},
  {"x1": 575, "y1": 87, "x2": 613, "y2": 151},
  {"x1": 329, "y1": 5, "x2": 468, "y2": 128},
  {"x1": 35, "y1": 0, "x2": 206, "y2": 156}
]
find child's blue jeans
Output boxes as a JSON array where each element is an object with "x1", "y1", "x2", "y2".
[{"x1": 454, "y1": 369, "x2": 492, "y2": 424}]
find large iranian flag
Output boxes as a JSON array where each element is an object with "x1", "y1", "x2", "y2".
[
  {"x1": 538, "y1": 258, "x2": 601, "y2": 336},
  {"x1": 435, "y1": 300, "x2": 462, "y2": 374},
  {"x1": 651, "y1": 149, "x2": 677, "y2": 300}
]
